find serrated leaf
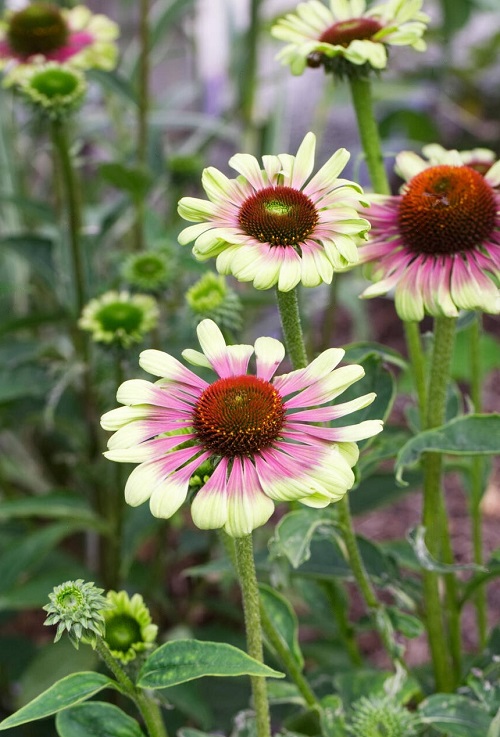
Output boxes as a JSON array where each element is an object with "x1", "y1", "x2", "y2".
[
  {"x1": 56, "y1": 701, "x2": 146, "y2": 737},
  {"x1": 259, "y1": 583, "x2": 304, "y2": 668},
  {"x1": 0, "y1": 673, "x2": 116, "y2": 730},
  {"x1": 396, "y1": 414, "x2": 500, "y2": 484},
  {"x1": 137, "y1": 640, "x2": 284, "y2": 689},
  {"x1": 419, "y1": 694, "x2": 491, "y2": 736}
]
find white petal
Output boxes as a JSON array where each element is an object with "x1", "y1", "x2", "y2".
[{"x1": 255, "y1": 337, "x2": 285, "y2": 381}]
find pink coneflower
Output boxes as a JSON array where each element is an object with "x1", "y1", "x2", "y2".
[
  {"x1": 0, "y1": 3, "x2": 118, "y2": 83},
  {"x1": 359, "y1": 149, "x2": 500, "y2": 320},
  {"x1": 101, "y1": 319, "x2": 382, "y2": 537},
  {"x1": 177, "y1": 132, "x2": 370, "y2": 292}
]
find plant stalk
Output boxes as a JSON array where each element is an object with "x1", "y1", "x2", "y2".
[
  {"x1": 348, "y1": 76, "x2": 390, "y2": 195},
  {"x1": 95, "y1": 638, "x2": 168, "y2": 737},
  {"x1": 234, "y1": 535, "x2": 271, "y2": 737},
  {"x1": 422, "y1": 315, "x2": 460, "y2": 689},
  {"x1": 469, "y1": 316, "x2": 487, "y2": 647},
  {"x1": 275, "y1": 287, "x2": 309, "y2": 369},
  {"x1": 403, "y1": 321, "x2": 427, "y2": 422}
]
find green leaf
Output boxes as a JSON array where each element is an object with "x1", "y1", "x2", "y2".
[
  {"x1": 349, "y1": 471, "x2": 420, "y2": 516},
  {"x1": 386, "y1": 606, "x2": 424, "y2": 639},
  {"x1": 99, "y1": 163, "x2": 152, "y2": 203},
  {"x1": 488, "y1": 708, "x2": 500, "y2": 737},
  {"x1": 0, "y1": 493, "x2": 106, "y2": 531},
  {"x1": 137, "y1": 640, "x2": 284, "y2": 689},
  {"x1": 419, "y1": 694, "x2": 491, "y2": 736},
  {"x1": 343, "y1": 342, "x2": 407, "y2": 369},
  {"x1": 0, "y1": 673, "x2": 116, "y2": 730},
  {"x1": 0, "y1": 521, "x2": 90, "y2": 594},
  {"x1": 259, "y1": 583, "x2": 304, "y2": 668},
  {"x1": 271, "y1": 508, "x2": 336, "y2": 568},
  {"x1": 56, "y1": 702, "x2": 146, "y2": 737},
  {"x1": 318, "y1": 694, "x2": 346, "y2": 737},
  {"x1": 395, "y1": 414, "x2": 500, "y2": 484},
  {"x1": 407, "y1": 526, "x2": 486, "y2": 574},
  {"x1": 1, "y1": 233, "x2": 55, "y2": 284}
]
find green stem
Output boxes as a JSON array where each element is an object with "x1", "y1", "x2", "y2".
[
  {"x1": 275, "y1": 287, "x2": 308, "y2": 369},
  {"x1": 337, "y1": 495, "x2": 404, "y2": 669},
  {"x1": 239, "y1": 0, "x2": 263, "y2": 151},
  {"x1": 318, "y1": 276, "x2": 338, "y2": 353},
  {"x1": 469, "y1": 316, "x2": 487, "y2": 647},
  {"x1": 259, "y1": 604, "x2": 318, "y2": 708},
  {"x1": 348, "y1": 77, "x2": 390, "y2": 195},
  {"x1": 403, "y1": 321, "x2": 427, "y2": 424},
  {"x1": 95, "y1": 638, "x2": 168, "y2": 737},
  {"x1": 51, "y1": 119, "x2": 86, "y2": 314},
  {"x1": 422, "y1": 316, "x2": 459, "y2": 690},
  {"x1": 134, "y1": 0, "x2": 150, "y2": 251},
  {"x1": 234, "y1": 535, "x2": 271, "y2": 737}
]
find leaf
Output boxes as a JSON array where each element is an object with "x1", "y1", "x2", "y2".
[
  {"x1": 419, "y1": 694, "x2": 491, "y2": 736},
  {"x1": 56, "y1": 702, "x2": 146, "y2": 737},
  {"x1": 343, "y1": 342, "x2": 407, "y2": 369},
  {"x1": 99, "y1": 163, "x2": 152, "y2": 202},
  {"x1": 0, "y1": 521, "x2": 90, "y2": 594},
  {"x1": 318, "y1": 694, "x2": 346, "y2": 737},
  {"x1": 0, "y1": 673, "x2": 116, "y2": 730},
  {"x1": 407, "y1": 526, "x2": 486, "y2": 574},
  {"x1": 1, "y1": 233, "x2": 55, "y2": 284},
  {"x1": 349, "y1": 471, "x2": 420, "y2": 516},
  {"x1": 386, "y1": 606, "x2": 424, "y2": 639},
  {"x1": 271, "y1": 508, "x2": 336, "y2": 568},
  {"x1": 488, "y1": 708, "x2": 500, "y2": 737},
  {"x1": 395, "y1": 414, "x2": 500, "y2": 484},
  {"x1": 259, "y1": 584, "x2": 304, "y2": 668},
  {"x1": 0, "y1": 493, "x2": 106, "y2": 531},
  {"x1": 137, "y1": 640, "x2": 284, "y2": 689}
]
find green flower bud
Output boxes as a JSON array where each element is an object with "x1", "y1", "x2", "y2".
[
  {"x1": 78, "y1": 291, "x2": 159, "y2": 348},
  {"x1": 103, "y1": 590, "x2": 158, "y2": 663},
  {"x1": 43, "y1": 579, "x2": 109, "y2": 649},
  {"x1": 186, "y1": 272, "x2": 242, "y2": 333},
  {"x1": 17, "y1": 62, "x2": 86, "y2": 119}
]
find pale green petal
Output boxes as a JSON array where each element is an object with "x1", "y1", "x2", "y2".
[{"x1": 149, "y1": 477, "x2": 189, "y2": 519}]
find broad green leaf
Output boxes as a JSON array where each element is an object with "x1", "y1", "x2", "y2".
[
  {"x1": 99, "y1": 163, "x2": 152, "y2": 203},
  {"x1": 419, "y1": 694, "x2": 491, "y2": 736},
  {"x1": 0, "y1": 673, "x2": 116, "y2": 730},
  {"x1": 386, "y1": 606, "x2": 424, "y2": 639},
  {"x1": 396, "y1": 415, "x2": 500, "y2": 484},
  {"x1": 488, "y1": 708, "x2": 500, "y2": 737},
  {"x1": 259, "y1": 583, "x2": 304, "y2": 668},
  {"x1": 87, "y1": 70, "x2": 137, "y2": 104},
  {"x1": 271, "y1": 508, "x2": 336, "y2": 568},
  {"x1": 137, "y1": 640, "x2": 284, "y2": 689},
  {"x1": 0, "y1": 521, "x2": 90, "y2": 594},
  {"x1": 266, "y1": 681, "x2": 303, "y2": 705},
  {"x1": 349, "y1": 471, "x2": 420, "y2": 516},
  {"x1": 160, "y1": 682, "x2": 213, "y2": 729},
  {"x1": 1, "y1": 233, "x2": 55, "y2": 284},
  {"x1": 0, "y1": 493, "x2": 106, "y2": 531},
  {"x1": 343, "y1": 342, "x2": 407, "y2": 369},
  {"x1": 407, "y1": 526, "x2": 486, "y2": 574},
  {"x1": 56, "y1": 702, "x2": 145, "y2": 737}
]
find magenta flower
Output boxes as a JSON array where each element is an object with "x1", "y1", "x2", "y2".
[
  {"x1": 101, "y1": 320, "x2": 382, "y2": 537},
  {"x1": 0, "y1": 3, "x2": 118, "y2": 84},
  {"x1": 359, "y1": 149, "x2": 500, "y2": 320}
]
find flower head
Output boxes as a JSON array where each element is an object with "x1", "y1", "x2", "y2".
[
  {"x1": 416, "y1": 143, "x2": 497, "y2": 178},
  {"x1": 121, "y1": 249, "x2": 173, "y2": 292},
  {"x1": 178, "y1": 132, "x2": 369, "y2": 292},
  {"x1": 347, "y1": 695, "x2": 420, "y2": 737},
  {"x1": 101, "y1": 319, "x2": 383, "y2": 538},
  {"x1": 16, "y1": 61, "x2": 86, "y2": 118},
  {"x1": 0, "y1": 3, "x2": 119, "y2": 84},
  {"x1": 271, "y1": 0, "x2": 429, "y2": 78},
  {"x1": 103, "y1": 590, "x2": 158, "y2": 663},
  {"x1": 43, "y1": 579, "x2": 109, "y2": 649},
  {"x1": 78, "y1": 291, "x2": 159, "y2": 348},
  {"x1": 186, "y1": 272, "x2": 243, "y2": 333},
  {"x1": 358, "y1": 148, "x2": 500, "y2": 320}
]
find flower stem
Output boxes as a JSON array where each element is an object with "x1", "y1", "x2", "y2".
[
  {"x1": 51, "y1": 119, "x2": 86, "y2": 315},
  {"x1": 422, "y1": 315, "x2": 460, "y2": 690},
  {"x1": 403, "y1": 320, "x2": 427, "y2": 423},
  {"x1": 95, "y1": 638, "x2": 168, "y2": 737},
  {"x1": 234, "y1": 534, "x2": 271, "y2": 737},
  {"x1": 259, "y1": 603, "x2": 318, "y2": 708},
  {"x1": 469, "y1": 316, "x2": 487, "y2": 648},
  {"x1": 275, "y1": 287, "x2": 308, "y2": 369},
  {"x1": 134, "y1": 0, "x2": 150, "y2": 251},
  {"x1": 348, "y1": 77, "x2": 390, "y2": 195},
  {"x1": 337, "y1": 494, "x2": 405, "y2": 670}
]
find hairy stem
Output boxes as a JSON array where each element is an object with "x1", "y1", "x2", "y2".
[
  {"x1": 234, "y1": 535, "x2": 271, "y2": 737},
  {"x1": 348, "y1": 76, "x2": 390, "y2": 195}
]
